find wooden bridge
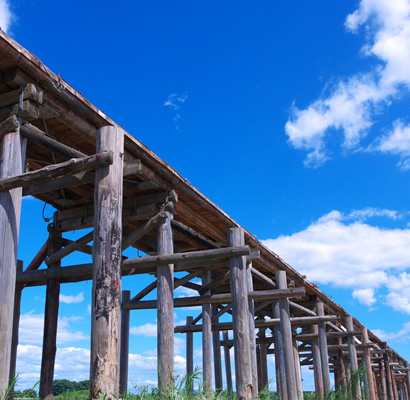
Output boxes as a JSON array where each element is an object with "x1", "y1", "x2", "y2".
[{"x1": 0, "y1": 30, "x2": 409, "y2": 400}]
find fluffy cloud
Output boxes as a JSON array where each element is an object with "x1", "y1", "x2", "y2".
[
  {"x1": 164, "y1": 93, "x2": 188, "y2": 129},
  {"x1": 263, "y1": 208, "x2": 410, "y2": 309},
  {"x1": 372, "y1": 321, "x2": 410, "y2": 342},
  {"x1": 285, "y1": 0, "x2": 410, "y2": 167},
  {"x1": 60, "y1": 292, "x2": 84, "y2": 304},
  {"x1": 130, "y1": 323, "x2": 157, "y2": 337},
  {"x1": 0, "y1": 0, "x2": 14, "y2": 33}
]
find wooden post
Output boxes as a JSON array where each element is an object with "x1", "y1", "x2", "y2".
[
  {"x1": 120, "y1": 291, "x2": 130, "y2": 395},
  {"x1": 39, "y1": 228, "x2": 62, "y2": 400},
  {"x1": 0, "y1": 118, "x2": 25, "y2": 394},
  {"x1": 380, "y1": 360, "x2": 388, "y2": 399},
  {"x1": 273, "y1": 300, "x2": 288, "y2": 400},
  {"x1": 246, "y1": 262, "x2": 258, "y2": 397},
  {"x1": 9, "y1": 260, "x2": 23, "y2": 394},
  {"x1": 258, "y1": 329, "x2": 268, "y2": 391},
  {"x1": 276, "y1": 270, "x2": 298, "y2": 400},
  {"x1": 223, "y1": 331, "x2": 233, "y2": 393},
  {"x1": 212, "y1": 305, "x2": 223, "y2": 393},
  {"x1": 382, "y1": 342, "x2": 394, "y2": 399},
  {"x1": 311, "y1": 324, "x2": 324, "y2": 399},
  {"x1": 186, "y1": 316, "x2": 194, "y2": 394},
  {"x1": 405, "y1": 361, "x2": 410, "y2": 400},
  {"x1": 90, "y1": 126, "x2": 124, "y2": 399},
  {"x1": 293, "y1": 335, "x2": 303, "y2": 399},
  {"x1": 202, "y1": 269, "x2": 212, "y2": 395},
  {"x1": 336, "y1": 338, "x2": 347, "y2": 394},
  {"x1": 362, "y1": 327, "x2": 376, "y2": 400},
  {"x1": 346, "y1": 316, "x2": 361, "y2": 399},
  {"x1": 157, "y1": 210, "x2": 174, "y2": 394},
  {"x1": 228, "y1": 227, "x2": 253, "y2": 400},
  {"x1": 317, "y1": 301, "x2": 331, "y2": 394}
]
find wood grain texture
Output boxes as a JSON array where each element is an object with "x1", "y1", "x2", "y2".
[
  {"x1": 0, "y1": 123, "x2": 25, "y2": 393},
  {"x1": 223, "y1": 331, "x2": 233, "y2": 393},
  {"x1": 90, "y1": 126, "x2": 124, "y2": 399}
]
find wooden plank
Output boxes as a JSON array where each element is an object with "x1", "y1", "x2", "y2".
[
  {"x1": 0, "y1": 121, "x2": 25, "y2": 393},
  {"x1": 317, "y1": 301, "x2": 331, "y2": 395},
  {"x1": 228, "y1": 227, "x2": 253, "y2": 400},
  {"x1": 90, "y1": 126, "x2": 124, "y2": 399},
  {"x1": 202, "y1": 270, "x2": 212, "y2": 394},
  {"x1": 119, "y1": 291, "x2": 130, "y2": 395},
  {"x1": 39, "y1": 229, "x2": 62, "y2": 400},
  {"x1": 212, "y1": 305, "x2": 223, "y2": 393},
  {"x1": 157, "y1": 211, "x2": 174, "y2": 393},
  {"x1": 0, "y1": 151, "x2": 113, "y2": 192},
  {"x1": 223, "y1": 331, "x2": 233, "y2": 393}
]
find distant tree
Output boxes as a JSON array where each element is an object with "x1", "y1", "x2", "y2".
[
  {"x1": 52, "y1": 379, "x2": 89, "y2": 396},
  {"x1": 21, "y1": 388, "x2": 37, "y2": 398},
  {"x1": 74, "y1": 380, "x2": 89, "y2": 391}
]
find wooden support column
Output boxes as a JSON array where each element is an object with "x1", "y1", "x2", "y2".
[
  {"x1": 90, "y1": 126, "x2": 124, "y2": 399},
  {"x1": 223, "y1": 331, "x2": 233, "y2": 393},
  {"x1": 246, "y1": 262, "x2": 258, "y2": 397},
  {"x1": 276, "y1": 270, "x2": 298, "y2": 400},
  {"x1": 186, "y1": 316, "x2": 194, "y2": 394},
  {"x1": 382, "y1": 342, "x2": 394, "y2": 399},
  {"x1": 202, "y1": 269, "x2": 212, "y2": 394},
  {"x1": 317, "y1": 301, "x2": 331, "y2": 395},
  {"x1": 293, "y1": 335, "x2": 303, "y2": 399},
  {"x1": 311, "y1": 324, "x2": 324, "y2": 399},
  {"x1": 336, "y1": 338, "x2": 347, "y2": 394},
  {"x1": 39, "y1": 228, "x2": 62, "y2": 400},
  {"x1": 157, "y1": 210, "x2": 174, "y2": 393},
  {"x1": 9, "y1": 260, "x2": 23, "y2": 394},
  {"x1": 119, "y1": 291, "x2": 130, "y2": 395},
  {"x1": 362, "y1": 327, "x2": 377, "y2": 400},
  {"x1": 0, "y1": 117, "x2": 25, "y2": 394},
  {"x1": 346, "y1": 316, "x2": 361, "y2": 400},
  {"x1": 273, "y1": 300, "x2": 288, "y2": 400},
  {"x1": 258, "y1": 329, "x2": 268, "y2": 391},
  {"x1": 405, "y1": 361, "x2": 410, "y2": 400},
  {"x1": 228, "y1": 227, "x2": 253, "y2": 400},
  {"x1": 212, "y1": 305, "x2": 223, "y2": 393}
]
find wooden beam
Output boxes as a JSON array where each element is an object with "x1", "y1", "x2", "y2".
[
  {"x1": 199, "y1": 270, "x2": 229, "y2": 295},
  {"x1": 90, "y1": 126, "x2": 124, "y2": 399},
  {"x1": 0, "y1": 120, "x2": 26, "y2": 393},
  {"x1": 157, "y1": 210, "x2": 174, "y2": 393},
  {"x1": 26, "y1": 239, "x2": 48, "y2": 271},
  {"x1": 171, "y1": 219, "x2": 219, "y2": 249},
  {"x1": 0, "y1": 151, "x2": 113, "y2": 192},
  {"x1": 0, "y1": 83, "x2": 42, "y2": 109}
]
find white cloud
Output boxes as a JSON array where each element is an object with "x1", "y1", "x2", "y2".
[
  {"x1": 372, "y1": 321, "x2": 410, "y2": 342},
  {"x1": 0, "y1": 0, "x2": 14, "y2": 33},
  {"x1": 60, "y1": 292, "x2": 84, "y2": 304},
  {"x1": 262, "y1": 208, "x2": 410, "y2": 311},
  {"x1": 285, "y1": 0, "x2": 410, "y2": 168},
  {"x1": 130, "y1": 323, "x2": 157, "y2": 337},
  {"x1": 164, "y1": 93, "x2": 188, "y2": 129}
]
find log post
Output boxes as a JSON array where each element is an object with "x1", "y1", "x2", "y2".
[
  {"x1": 293, "y1": 335, "x2": 303, "y2": 399},
  {"x1": 273, "y1": 300, "x2": 288, "y2": 400},
  {"x1": 346, "y1": 316, "x2": 361, "y2": 399},
  {"x1": 258, "y1": 329, "x2": 268, "y2": 391},
  {"x1": 223, "y1": 331, "x2": 233, "y2": 393},
  {"x1": 202, "y1": 269, "x2": 212, "y2": 395},
  {"x1": 228, "y1": 227, "x2": 253, "y2": 400},
  {"x1": 362, "y1": 327, "x2": 376, "y2": 400},
  {"x1": 119, "y1": 291, "x2": 130, "y2": 395},
  {"x1": 212, "y1": 305, "x2": 223, "y2": 393},
  {"x1": 379, "y1": 360, "x2": 388, "y2": 400},
  {"x1": 405, "y1": 361, "x2": 410, "y2": 400},
  {"x1": 382, "y1": 342, "x2": 394, "y2": 399},
  {"x1": 336, "y1": 338, "x2": 347, "y2": 394},
  {"x1": 311, "y1": 325, "x2": 324, "y2": 399},
  {"x1": 9, "y1": 260, "x2": 23, "y2": 394},
  {"x1": 246, "y1": 262, "x2": 258, "y2": 397},
  {"x1": 317, "y1": 301, "x2": 331, "y2": 394},
  {"x1": 157, "y1": 210, "x2": 174, "y2": 394},
  {"x1": 0, "y1": 118, "x2": 26, "y2": 394},
  {"x1": 276, "y1": 270, "x2": 298, "y2": 399},
  {"x1": 39, "y1": 228, "x2": 62, "y2": 400},
  {"x1": 186, "y1": 316, "x2": 194, "y2": 394},
  {"x1": 90, "y1": 126, "x2": 124, "y2": 399}
]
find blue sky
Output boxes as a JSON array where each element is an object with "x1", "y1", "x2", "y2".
[{"x1": 2, "y1": 0, "x2": 410, "y2": 392}]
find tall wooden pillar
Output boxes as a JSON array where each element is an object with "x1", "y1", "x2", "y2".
[
  {"x1": 186, "y1": 316, "x2": 194, "y2": 394},
  {"x1": 157, "y1": 210, "x2": 174, "y2": 393},
  {"x1": 380, "y1": 360, "x2": 388, "y2": 399},
  {"x1": 382, "y1": 342, "x2": 394, "y2": 399},
  {"x1": 228, "y1": 227, "x2": 253, "y2": 400},
  {"x1": 273, "y1": 300, "x2": 288, "y2": 400},
  {"x1": 276, "y1": 271, "x2": 298, "y2": 399},
  {"x1": 311, "y1": 324, "x2": 324, "y2": 399},
  {"x1": 90, "y1": 126, "x2": 124, "y2": 399},
  {"x1": 346, "y1": 316, "x2": 361, "y2": 399},
  {"x1": 258, "y1": 329, "x2": 268, "y2": 391},
  {"x1": 119, "y1": 290, "x2": 130, "y2": 395},
  {"x1": 246, "y1": 262, "x2": 258, "y2": 397},
  {"x1": 362, "y1": 327, "x2": 376, "y2": 400},
  {"x1": 317, "y1": 301, "x2": 331, "y2": 394},
  {"x1": 293, "y1": 336, "x2": 303, "y2": 399},
  {"x1": 336, "y1": 338, "x2": 347, "y2": 394},
  {"x1": 40, "y1": 228, "x2": 62, "y2": 400},
  {"x1": 9, "y1": 260, "x2": 23, "y2": 393},
  {"x1": 212, "y1": 305, "x2": 223, "y2": 393},
  {"x1": 405, "y1": 361, "x2": 410, "y2": 400},
  {"x1": 0, "y1": 118, "x2": 26, "y2": 394},
  {"x1": 202, "y1": 270, "x2": 212, "y2": 394},
  {"x1": 223, "y1": 331, "x2": 233, "y2": 393}
]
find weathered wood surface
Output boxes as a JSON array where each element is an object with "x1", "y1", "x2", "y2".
[
  {"x1": 120, "y1": 291, "x2": 130, "y2": 395},
  {"x1": 212, "y1": 305, "x2": 223, "y2": 393},
  {"x1": 273, "y1": 299, "x2": 287, "y2": 399},
  {"x1": 362, "y1": 327, "x2": 377, "y2": 400},
  {"x1": 157, "y1": 211, "x2": 174, "y2": 393},
  {"x1": 317, "y1": 301, "x2": 331, "y2": 394},
  {"x1": 0, "y1": 115, "x2": 19, "y2": 140},
  {"x1": 186, "y1": 316, "x2": 194, "y2": 394},
  {"x1": 17, "y1": 245, "x2": 252, "y2": 284},
  {"x1": 228, "y1": 228, "x2": 253, "y2": 400},
  {"x1": 346, "y1": 316, "x2": 362, "y2": 399},
  {"x1": 123, "y1": 288, "x2": 305, "y2": 310},
  {"x1": 90, "y1": 126, "x2": 124, "y2": 399},
  {"x1": 293, "y1": 335, "x2": 303, "y2": 400},
  {"x1": 39, "y1": 229, "x2": 62, "y2": 400},
  {"x1": 296, "y1": 330, "x2": 363, "y2": 340},
  {"x1": 202, "y1": 270, "x2": 212, "y2": 394},
  {"x1": 0, "y1": 151, "x2": 113, "y2": 192},
  {"x1": 223, "y1": 330, "x2": 233, "y2": 393},
  {"x1": 311, "y1": 324, "x2": 324, "y2": 399},
  {"x1": 0, "y1": 121, "x2": 25, "y2": 394},
  {"x1": 0, "y1": 83, "x2": 42, "y2": 109}
]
